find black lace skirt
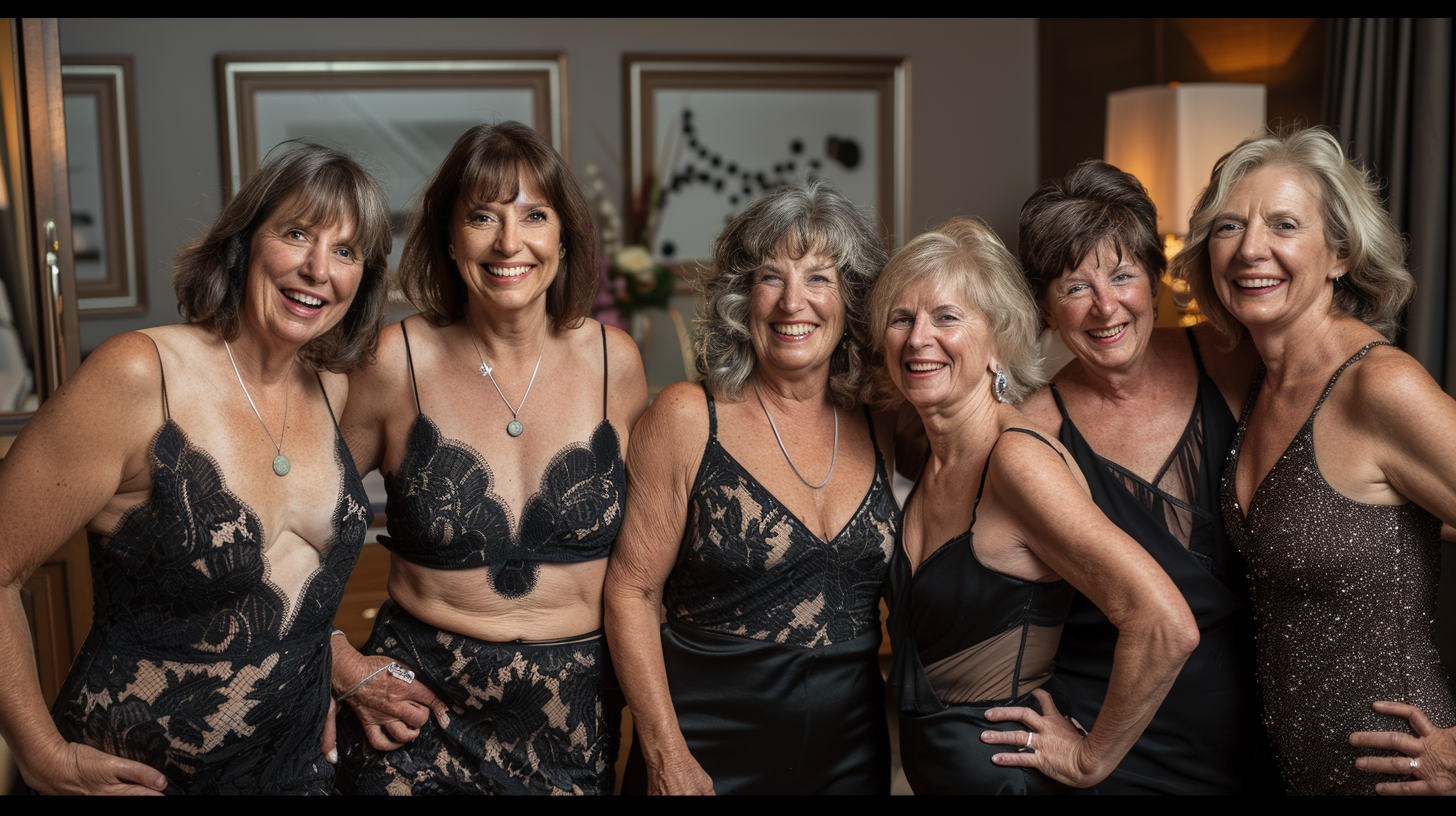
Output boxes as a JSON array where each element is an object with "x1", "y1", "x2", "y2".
[
  {"x1": 335, "y1": 601, "x2": 622, "y2": 795},
  {"x1": 623, "y1": 621, "x2": 889, "y2": 795}
]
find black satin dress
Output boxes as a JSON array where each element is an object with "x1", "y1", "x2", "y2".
[
  {"x1": 887, "y1": 428, "x2": 1080, "y2": 795},
  {"x1": 1050, "y1": 329, "x2": 1280, "y2": 794}
]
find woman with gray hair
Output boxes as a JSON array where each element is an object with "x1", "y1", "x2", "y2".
[
  {"x1": 873, "y1": 217, "x2": 1198, "y2": 793},
  {"x1": 606, "y1": 179, "x2": 897, "y2": 794},
  {"x1": 1174, "y1": 126, "x2": 1456, "y2": 795}
]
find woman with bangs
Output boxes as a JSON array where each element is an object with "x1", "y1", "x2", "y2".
[
  {"x1": 331, "y1": 122, "x2": 647, "y2": 795},
  {"x1": 0, "y1": 142, "x2": 391, "y2": 794}
]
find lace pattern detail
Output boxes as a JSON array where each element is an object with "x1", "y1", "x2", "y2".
[
  {"x1": 381, "y1": 414, "x2": 624, "y2": 597},
  {"x1": 52, "y1": 421, "x2": 370, "y2": 794},
  {"x1": 663, "y1": 395, "x2": 896, "y2": 647},
  {"x1": 338, "y1": 602, "x2": 621, "y2": 795}
]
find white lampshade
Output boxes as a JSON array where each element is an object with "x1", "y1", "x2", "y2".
[{"x1": 1105, "y1": 83, "x2": 1267, "y2": 236}]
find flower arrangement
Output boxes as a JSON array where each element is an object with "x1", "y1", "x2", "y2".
[{"x1": 584, "y1": 162, "x2": 676, "y2": 328}]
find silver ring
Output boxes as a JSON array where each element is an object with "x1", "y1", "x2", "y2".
[
  {"x1": 1026, "y1": 732, "x2": 1035, "y2": 750},
  {"x1": 1410, "y1": 758, "x2": 1420, "y2": 771},
  {"x1": 386, "y1": 662, "x2": 415, "y2": 684}
]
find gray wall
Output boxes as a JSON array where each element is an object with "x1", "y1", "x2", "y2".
[{"x1": 60, "y1": 17, "x2": 1038, "y2": 353}]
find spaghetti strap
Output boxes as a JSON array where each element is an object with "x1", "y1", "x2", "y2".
[
  {"x1": 1310, "y1": 341, "x2": 1389, "y2": 419},
  {"x1": 400, "y1": 319, "x2": 421, "y2": 415},
  {"x1": 971, "y1": 427, "x2": 1066, "y2": 525},
  {"x1": 1185, "y1": 326, "x2": 1206, "y2": 374},
  {"x1": 600, "y1": 324, "x2": 609, "y2": 420},
  {"x1": 315, "y1": 371, "x2": 342, "y2": 434},
  {"x1": 699, "y1": 381, "x2": 718, "y2": 439},
  {"x1": 140, "y1": 332, "x2": 171, "y2": 421}
]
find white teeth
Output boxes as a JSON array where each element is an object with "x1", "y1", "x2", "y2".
[
  {"x1": 286, "y1": 291, "x2": 323, "y2": 307},
  {"x1": 1236, "y1": 278, "x2": 1282, "y2": 289},
  {"x1": 774, "y1": 323, "x2": 816, "y2": 337},
  {"x1": 487, "y1": 265, "x2": 530, "y2": 278},
  {"x1": 907, "y1": 362, "x2": 944, "y2": 372},
  {"x1": 1088, "y1": 325, "x2": 1124, "y2": 338}
]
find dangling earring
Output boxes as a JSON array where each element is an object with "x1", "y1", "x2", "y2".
[{"x1": 994, "y1": 367, "x2": 1010, "y2": 403}]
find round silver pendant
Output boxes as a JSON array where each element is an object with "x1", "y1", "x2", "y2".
[
  {"x1": 273, "y1": 454, "x2": 291, "y2": 476},
  {"x1": 506, "y1": 419, "x2": 524, "y2": 437}
]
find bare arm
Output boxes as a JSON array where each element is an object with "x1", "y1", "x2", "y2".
[
  {"x1": 0, "y1": 332, "x2": 171, "y2": 794},
  {"x1": 1343, "y1": 353, "x2": 1456, "y2": 794},
  {"x1": 603, "y1": 382, "x2": 712, "y2": 795},
  {"x1": 981, "y1": 432, "x2": 1199, "y2": 787},
  {"x1": 333, "y1": 320, "x2": 448, "y2": 751}
]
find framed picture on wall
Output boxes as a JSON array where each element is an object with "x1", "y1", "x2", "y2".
[
  {"x1": 217, "y1": 52, "x2": 568, "y2": 270},
  {"x1": 624, "y1": 54, "x2": 909, "y2": 271},
  {"x1": 62, "y1": 56, "x2": 147, "y2": 316}
]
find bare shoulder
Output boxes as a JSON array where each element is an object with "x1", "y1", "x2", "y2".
[
  {"x1": 629, "y1": 381, "x2": 709, "y2": 464},
  {"x1": 348, "y1": 318, "x2": 412, "y2": 394},
  {"x1": 601, "y1": 322, "x2": 649, "y2": 425},
  {"x1": 1017, "y1": 385, "x2": 1063, "y2": 437},
  {"x1": 1344, "y1": 344, "x2": 1451, "y2": 429},
  {"x1": 993, "y1": 419, "x2": 1089, "y2": 495},
  {"x1": 51, "y1": 329, "x2": 169, "y2": 424}
]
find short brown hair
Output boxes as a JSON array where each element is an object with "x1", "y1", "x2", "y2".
[
  {"x1": 1018, "y1": 160, "x2": 1165, "y2": 316},
  {"x1": 173, "y1": 142, "x2": 391, "y2": 372},
  {"x1": 399, "y1": 122, "x2": 599, "y2": 327}
]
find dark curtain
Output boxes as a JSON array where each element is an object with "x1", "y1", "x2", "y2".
[
  {"x1": 1327, "y1": 18, "x2": 1456, "y2": 387},
  {"x1": 1328, "y1": 18, "x2": 1456, "y2": 667}
]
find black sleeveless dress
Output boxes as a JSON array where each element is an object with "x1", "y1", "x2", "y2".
[
  {"x1": 1223, "y1": 342, "x2": 1456, "y2": 795},
  {"x1": 622, "y1": 384, "x2": 897, "y2": 794},
  {"x1": 1050, "y1": 330, "x2": 1279, "y2": 794},
  {"x1": 887, "y1": 428, "x2": 1079, "y2": 795},
  {"x1": 336, "y1": 322, "x2": 624, "y2": 795},
  {"x1": 50, "y1": 339, "x2": 370, "y2": 795}
]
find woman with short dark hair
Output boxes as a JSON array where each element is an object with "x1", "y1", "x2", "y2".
[
  {"x1": 333, "y1": 122, "x2": 648, "y2": 795},
  {"x1": 606, "y1": 179, "x2": 897, "y2": 795},
  {"x1": 0, "y1": 142, "x2": 390, "y2": 794},
  {"x1": 1016, "y1": 160, "x2": 1278, "y2": 794}
]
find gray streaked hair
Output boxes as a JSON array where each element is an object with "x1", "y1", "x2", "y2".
[
  {"x1": 1172, "y1": 126, "x2": 1412, "y2": 344},
  {"x1": 693, "y1": 179, "x2": 887, "y2": 408}
]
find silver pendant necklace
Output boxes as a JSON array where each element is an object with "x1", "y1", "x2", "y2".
[
  {"x1": 470, "y1": 330, "x2": 545, "y2": 438},
  {"x1": 753, "y1": 383, "x2": 838, "y2": 489},
  {"x1": 223, "y1": 339, "x2": 294, "y2": 476}
]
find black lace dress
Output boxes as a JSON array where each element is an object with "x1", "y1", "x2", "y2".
[
  {"x1": 622, "y1": 384, "x2": 898, "y2": 794},
  {"x1": 887, "y1": 428, "x2": 1080, "y2": 795},
  {"x1": 336, "y1": 323, "x2": 625, "y2": 795},
  {"x1": 50, "y1": 351, "x2": 370, "y2": 795}
]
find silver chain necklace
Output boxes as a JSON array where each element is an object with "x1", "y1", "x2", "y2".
[
  {"x1": 753, "y1": 383, "x2": 837, "y2": 489},
  {"x1": 470, "y1": 331, "x2": 545, "y2": 438},
  {"x1": 223, "y1": 339, "x2": 294, "y2": 476}
]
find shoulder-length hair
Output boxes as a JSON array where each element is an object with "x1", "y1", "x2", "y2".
[
  {"x1": 399, "y1": 121, "x2": 599, "y2": 328},
  {"x1": 1172, "y1": 126, "x2": 1413, "y2": 343},
  {"x1": 694, "y1": 179, "x2": 887, "y2": 409},
  {"x1": 868, "y1": 217, "x2": 1045, "y2": 407},
  {"x1": 173, "y1": 142, "x2": 391, "y2": 372},
  {"x1": 1019, "y1": 160, "x2": 1165, "y2": 318}
]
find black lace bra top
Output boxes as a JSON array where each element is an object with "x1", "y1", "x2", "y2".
[
  {"x1": 380, "y1": 323, "x2": 625, "y2": 599},
  {"x1": 662, "y1": 383, "x2": 898, "y2": 648},
  {"x1": 51, "y1": 338, "x2": 370, "y2": 793}
]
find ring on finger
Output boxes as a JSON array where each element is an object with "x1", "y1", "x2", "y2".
[
  {"x1": 1410, "y1": 758, "x2": 1420, "y2": 771},
  {"x1": 386, "y1": 662, "x2": 415, "y2": 684}
]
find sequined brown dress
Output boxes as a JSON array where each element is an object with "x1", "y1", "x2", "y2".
[{"x1": 1222, "y1": 342, "x2": 1456, "y2": 795}]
